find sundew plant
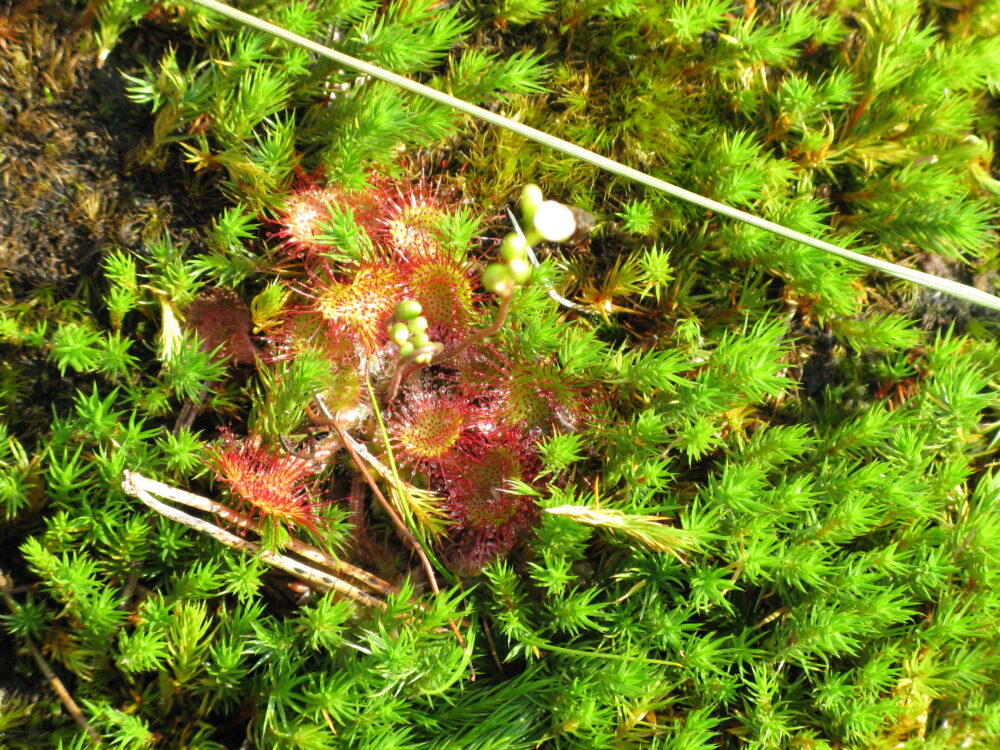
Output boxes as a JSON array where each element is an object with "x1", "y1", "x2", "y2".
[{"x1": 0, "y1": 1, "x2": 999, "y2": 748}]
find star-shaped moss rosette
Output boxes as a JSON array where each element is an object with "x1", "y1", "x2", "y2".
[{"x1": 207, "y1": 430, "x2": 326, "y2": 534}]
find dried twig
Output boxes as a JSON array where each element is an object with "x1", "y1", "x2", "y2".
[
  {"x1": 328, "y1": 420, "x2": 441, "y2": 597},
  {"x1": 313, "y1": 396, "x2": 468, "y2": 648},
  {"x1": 126, "y1": 471, "x2": 397, "y2": 598},
  {"x1": 172, "y1": 386, "x2": 209, "y2": 436}
]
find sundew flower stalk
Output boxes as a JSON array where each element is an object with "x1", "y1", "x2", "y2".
[{"x1": 402, "y1": 253, "x2": 480, "y2": 343}]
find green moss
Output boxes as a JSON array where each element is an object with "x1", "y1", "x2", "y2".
[{"x1": 1, "y1": 1, "x2": 999, "y2": 748}]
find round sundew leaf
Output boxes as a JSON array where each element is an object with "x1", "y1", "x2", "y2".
[
  {"x1": 397, "y1": 407, "x2": 466, "y2": 460},
  {"x1": 387, "y1": 390, "x2": 478, "y2": 469},
  {"x1": 456, "y1": 445, "x2": 523, "y2": 529},
  {"x1": 405, "y1": 256, "x2": 477, "y2": 332},
  {"x1": 436, "y1": 424, "x2": 541, "y2": 565},
  {"x1": 310, "y1": 263, "x2": 404, "y2": 352},
  {"x1": 362, "y1": 172, "x2": 467, "y2": 257},
  {"x1": 386, "y1": 201, "x2": 444, "y2": 255},
  {"x1": 468, "y1": 355, "x2": 587, "y2": 433},
  {"x1": 207, "y1": 432, "x2": 324, "y2": 533},
  {"x1": 276, "y1": 186, "x2": 343, "y2": 256}
]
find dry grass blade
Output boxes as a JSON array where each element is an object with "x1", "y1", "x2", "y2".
[
  {"x1": 189, "y1": 0, "x2": 1000, "y2": 313},
  {"x1": 545, "y1": 504, "x2": 700, "y2": 560},
  {"x1": 121, "y1": 471, "x2": 387, "y2": 608}
]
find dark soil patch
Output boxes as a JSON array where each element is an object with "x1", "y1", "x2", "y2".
[
  {"x1": 0, "y1": 2, "x2": 227, "y2": 442},
  {"x1": 0, "y1": 1, "x2": 220, "y2": 301}
]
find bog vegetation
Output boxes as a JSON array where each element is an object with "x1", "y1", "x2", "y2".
[{"x1": 1, "y1": 0, "x2": 999, "y2": 748}]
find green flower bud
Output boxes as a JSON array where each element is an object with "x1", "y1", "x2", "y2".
[
  {"x1": 390, "y1": 323, "x2": 410, "y2": 346},
  {"x1": 508, "y1": 257, "x2": 532, "y2": 283},
  {"x1": 521, "y1": 184, "x2": 544, "y2": 224},
  {"x1": 481, "y1": 263, "x2": 514, "y2": 296},
  {"x1": 408, "y1": 316, "x2": 429, "y2": 333},
  {"x1": 394, "y1": 299, "x2": 423, "y2": 321},
  {"x1": 500, "y1": 234, "x2": 528, "y2": 262},
  {"x1": 399, "y1": 341, "x2": 415, "y2": 358},
  {"x1": 411, "y1": 331, "x2": 431, "y2": 348}
]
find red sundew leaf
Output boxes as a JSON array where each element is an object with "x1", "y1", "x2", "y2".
[
  {"x1": 401, "y1": 253, "x2": 482, "y2": 342},
  {"x1": 456, "y1": 347, "x2": 591, "y2": 433},
  {"x1": 294, "y1": 261, "x2": 404, "y2": 354},
  {"x1": 386, "y1": 387, "x2": 481, "y2": 472},
  {"x1": 364, "y1": 171, "x2": 463, "y2": 257},
  {"x1": 207, "y1": 430, "x2": 326, "y2": 534},
  {"x1": 273, "y1": 184, "x2": 346, "y2": 258},
  {"x1": 185, "y1": 288, "x2": 261, "y2": 365},
  {"x1": 437, "y1": 424, "x2": 540, "y2": 564}
]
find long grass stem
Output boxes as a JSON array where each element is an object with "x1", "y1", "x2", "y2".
[{"x1": 189, "y1": 0, "x2": 1000, "y2": 312}]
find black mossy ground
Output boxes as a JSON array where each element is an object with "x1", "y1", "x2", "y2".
[{"x1": 0, "y1": 2, "x2": 219, "y2": 300}]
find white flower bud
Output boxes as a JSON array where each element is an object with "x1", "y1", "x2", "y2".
[{"x1": 532, "y1": 200, "x2": 577, "y2": 243}]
